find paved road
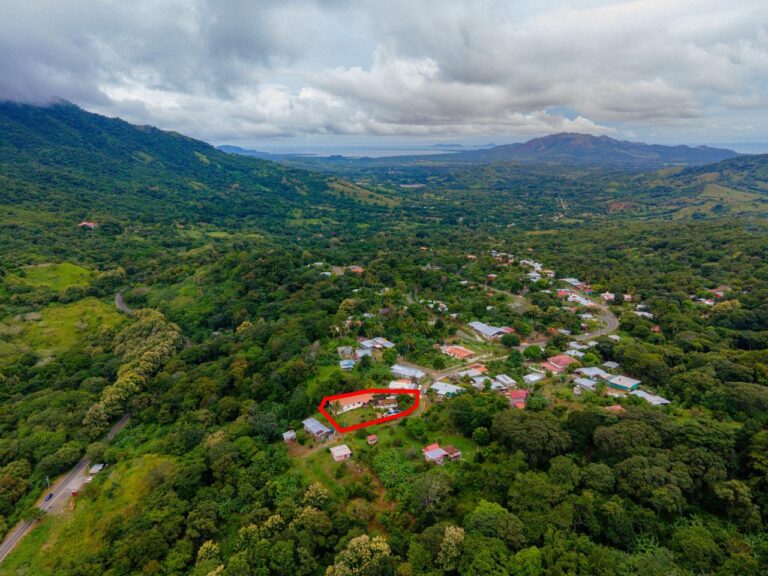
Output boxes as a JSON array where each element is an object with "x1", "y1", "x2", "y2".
[
  {"x1": 572, "y1": 297, "x2": 619, "y2": 341},
  {"x1": 0, "y1": 415, "x2": 131, "y2": 564},
  {"x1": 115, "y1": 292, "x2": 133, "y2": 314}
]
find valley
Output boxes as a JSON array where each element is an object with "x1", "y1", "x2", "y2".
[{"x1": 0, "y1": 103, "x2": 767, "y2": 575}]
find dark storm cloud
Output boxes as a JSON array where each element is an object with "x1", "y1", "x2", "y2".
[{"x1": 1, "y1": 0, "x2": 767, "y2": 143}]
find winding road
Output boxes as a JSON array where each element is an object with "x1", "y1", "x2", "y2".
[
  {"x1": 115, "y1": 292, "x2": 133, "y2": 314},
  {"x1": 0, "y1": 415, "x2": 131, "y2": 564},
  {"x1": 572, "y1": 295, "x2": 620, "y2": 341}
]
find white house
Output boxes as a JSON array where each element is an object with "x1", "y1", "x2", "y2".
[
  {"x1": 330, "y1": 445, "x2": 352, "y2": 462},
  {"x1": 431, "y1": 382, "x2": 464, "y2": 397},
  {"x1": 468, "y1": 321, "x2": 513, "y2": 340},
  {"x1": 523, "y1": 373, "x2": 545, "y2": 385},
  {"x1": 631, "y1": 390, "x2": 671, "y2": 405},
  {"x1": 391, "y1": 364, "x2": 426, "y2": 381}
]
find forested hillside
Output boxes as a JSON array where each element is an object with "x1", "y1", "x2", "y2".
[{"x1": 1, "y1": 104, "x2": 768, "y2": 575}]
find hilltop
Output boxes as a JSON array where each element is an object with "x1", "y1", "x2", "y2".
[{"x1": 459, "y1": 133, "x2": 740, "y2": 166}]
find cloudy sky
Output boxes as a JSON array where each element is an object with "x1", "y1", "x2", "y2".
[{"x1": 2, "y1": 0, "x2": 767, "y2": 149}]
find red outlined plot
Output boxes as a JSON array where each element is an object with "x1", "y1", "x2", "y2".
[{"x1": 318, "y1": 388, "x2": 420, "y2": 433}]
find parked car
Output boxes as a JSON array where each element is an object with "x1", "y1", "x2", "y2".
[{"x1": 44, "y1": 493, "x2": 54, "y2": 502}]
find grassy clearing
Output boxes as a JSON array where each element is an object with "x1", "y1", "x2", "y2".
[
  {"x1": 327, "y1": 179, "x2": 399, "y2": 208},
  {"x1": 700, "y1": 183, "x2": 762, "y2": 204},
  {"x1": 0, "y1": 455, "x2": 176, "y2": 576},
  {"x1": 673, "y1": 183, "x2": 768, "y2": 219},
  {"x1": 6, "y1": 262, "x2": 94, "y2": 291},
  {"x1": 0, "y1": 297, "x2": 123, "y2": 361}
]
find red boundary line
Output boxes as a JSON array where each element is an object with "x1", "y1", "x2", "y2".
[{"x1": 318, "y1": 388, "x2": 420, "y2": 433}]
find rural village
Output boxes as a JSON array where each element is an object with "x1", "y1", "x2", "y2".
[{"x1": 277, "y1": 248, "x2": 698, "y2": 493}]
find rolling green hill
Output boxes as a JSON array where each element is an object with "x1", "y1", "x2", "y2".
[{"x1": 0, "y1": 101, "x2": 394, "y2": 233}]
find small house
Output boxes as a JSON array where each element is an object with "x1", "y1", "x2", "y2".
[
  {"x1": 468, "y1": 321, "x2": 513, "y2": 340},
  {"x1": 573, "y1": 377, "x2": 597, "y2": 391},
  {"x1": 337, "y1": 346, "x2": 354, "y2": 359},
  {"x1": 443, "y1": 445, "x2": 462, "y2": 461},
  {"x1": 389, "y1": 379, "x2": 417, "y2": 390},
  {"x1": 431, "y1": 381, "x2": 464, "y2": 398},
  {"x1": 355, "y1": 349, "x2": 372, "y2": 360},
  {"x1": 508, "y1": 389, "x2": 528, "y2": 409},
  {"x1": 441, "y1": 345, "x2": 475, "y2": 360},
  {"x1": 576, "y1": 367, "x2": 611, "y2": 380},
  {"x1": 630, "y1": 390, "x2": 671, "y2": 406},
  {"x1": 283, "y1": 430, "x2": 297, "y2": 443},
  {"x1": 391, "y1": 364, "x2": 426, "y2": 381},
  {"x1": 608, "y1": 375, "x2": 641, "y2": 392},
  {"x1": 376, "y1": 396, "x2": 398, "y2": 410},
  {"x1": 366, "y1": 434, "x2": 378, "y2": 446},
  {"x1": 541, "y1": 354, "x2": 579, "y2": 374},
  {"x1": 330, "y1": 445, "x2": 352, "y2": 462},
  {"x1": 303, "y1": 417, "x2": 332, "y2": 439},
  {"x1": 523, "y1": 373, "x2": 544, "y2": 385},
  {"x1": 331, "y1": 393, "x2": 376, "y2": 414},
  {"x1": 602, "y1": 361, "x2": 620, "y2": 370},
  {"x1": 422, "y1": 443, "x2": 449, "y2": 465}
]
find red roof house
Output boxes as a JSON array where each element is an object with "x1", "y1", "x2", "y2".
[
  {"x1": 443, "y1": 445, "x2": 462, "y2": 461},
  {"x1": 541, "y1": 354, "x2": 579, "y2": 374}
]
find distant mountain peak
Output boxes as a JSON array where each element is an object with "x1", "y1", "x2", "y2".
[{"x1": 465, "y1": 133, "x2": 740, "y2": 166}]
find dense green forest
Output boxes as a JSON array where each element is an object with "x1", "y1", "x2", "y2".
[{"x1": 1, "y1": 103, "x2": 768, "y2": 575}]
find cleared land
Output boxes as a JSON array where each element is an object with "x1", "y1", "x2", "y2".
[
  {"x1": 0, "y1": 297, "x2": 124, "y2": 361},
  {"x1": 0, "y1": 455, "x2": 175, "y2": 575},
  {"x1": 5, "y1": 263, "x2": 94, "y2": 291}
]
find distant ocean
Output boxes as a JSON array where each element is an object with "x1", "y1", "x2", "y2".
[
  {"x1": 255, "y1": 146, "x2": 462, "y2": 158},
  {"x1": 714, "y1": 143, "x2": 768, "y2": 154}
]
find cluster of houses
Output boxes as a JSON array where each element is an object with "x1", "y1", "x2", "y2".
[
  {"x1": 558, "y1": 289, "x2": 594, "y2": 308},
  {"x1": 570, "y1": 365, "x2": 670, "y2": 405},
  {"x1": 601, "y1": 292, "x2": 634, "y2": 303},
  {"x1": 518, "y1": 257, "x2": 556, "y2": 283},
  {"x1": 293, "y1": 418, "x2": 463, "y2": 467},
  {"x1": 337, "y1": 336, "x2": 396, "y2": 370},
  {"x1": 430, "y1": 362, "x2": 525, "y2": 406},
  {"x1": 695, "y1": 285, "x2": 732, "y2": 306}
]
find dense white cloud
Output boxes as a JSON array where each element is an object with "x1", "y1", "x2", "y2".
[{"x1": 1, "y1": 0, "x2": 767, "y2": 144}]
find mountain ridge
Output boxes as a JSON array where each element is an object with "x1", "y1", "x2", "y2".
[
  {"x1": 460, "y1": 132, "x2": 741, "y2": 166},
  {"x1": 0, "y1": 101, "x2": 392, "y2": 235}
]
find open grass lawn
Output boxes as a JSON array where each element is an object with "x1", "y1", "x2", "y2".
[
  {"x1": 0, "y1": 297, "x2": 124, "y2": 361},
  {"x1": 334, "y1": 406, "x2": 381, "y2": 428},
  {"x1": 6, "y1": 262, "x2": 94, "y2": 291},
  {"x1": 0, "y1": 455, "x2": 176, "y2": 576}
]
